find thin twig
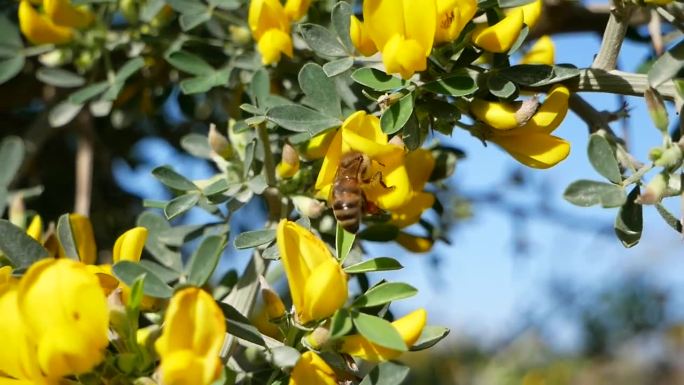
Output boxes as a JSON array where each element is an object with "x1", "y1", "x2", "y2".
[
  {"x1": 592, "y1": 3, "x2": 634, "y2": 71},
  {"x1": 568, "y1": 94, "x2": 613, "y2": 134},
  {"x1": 74, "y1": 112, "x2": 94, "y2": 216}
]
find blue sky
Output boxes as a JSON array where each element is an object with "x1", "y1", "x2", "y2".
[{"x1": 113, "y1": 29, "x2": 684, "y2": 352}]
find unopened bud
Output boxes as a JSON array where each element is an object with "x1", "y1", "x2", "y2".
[
  {"x1": 209, "y1": 124, "x2": 233, "y2": 159},
  {"x1": 395, "y1": 232, "x2": 434, "y2": 253},
  {"x1": 305, "y1": 326, "x2": 331, "y2": 350},
  {"x1": 262, "y1": 289, "x2": 286, "y2": 321},
  {"x1": 276, "y1": 143, "x2": 300, "y2": 179},
  {"x1": 645, "y1": 88, "x2": 669, "y2": 133},
  {"x1": 136, "y1": 325, "x2": 160, "y2": 349},
  {"x1": 292, "y1": 195, "x2": 326, "y2": 219},
  {"x1": 107, "y1": 288, "x2": 129, "y2": 335},
  {"x1": 654, "y1": 145, "x2": 683, "y2": 169},
  {"x1": 9, "y1": 195, "x2": 25, "y2": 228},
  {"x1": 229, "y1": 25, "x2": 252, "y2": 45},
  {"x1": 649, "y1": 147, "x2": 664, "y2": 162},
  {"x1": 638, "y1": 173, "x2": 669, "y2": 205},
  {"x1": 389, "y1": 135, "x2": 405, "y2": 148}
]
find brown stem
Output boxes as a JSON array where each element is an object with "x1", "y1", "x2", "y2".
[{"x1": 74, "y1": 112, "x2": 94, "y2": 216}]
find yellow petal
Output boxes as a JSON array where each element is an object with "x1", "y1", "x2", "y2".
[
  {"x1": 350, "y1": 16, "x2": 378, "y2": 57},
  {"x1": 402, "y1": 0, "x2": 437, "y2": 56},
  {"x1": 155, "y1": 288, "x2": 225, "y2": 385},
  {"x1": 314, "y1": 129, "x2": 343, "y2": 195},
  {"x1": 257, "y1": 28, "x2": 294, "y2": 65},
  {"x1": 435, "y1": 0, "x2": 477, "y2": 44},
  {"x1": 520, "y1": 35, "x2": 555, "y2": 65},
  {"x1": 519, "y1": 0, "x2": 542, "y2": 28},
  {"x1": 289, "y1": 351, "x2": 337, "y2": 385},
  {"x1": 490, "y1": 133, "x2": 571, "y2": 169},
  {"x1": 363, "y1": 0, "x2": 405, "y2": 51},
  {"x1": 302, "y1": 130, "x2": 337, "y2": 160},
  {"x1": 404, "y1": 149, "x2": 435, "y2": 191},
  {"x1": 113, "y1": 227, "x2": 148, "y2": 263},
  {"x1": 366, "y1": 162, "x2": 413, "y2": 210},
  {"x1": 302, "y1": 258, "x2": 347, "y2": 322},
  {"x1": 284, "y1": 0, "x2": 311, "y2": 21},
  {"x1": 471, "y1": 98, "x2": 524, "y2": 130},
  {"x1": 276, "y1": 143, "x2": 300, "y2": 179},
  {"x1": 339, "y1": 309, "x2": 427, "y2": 362},
  {"x1": 85, "y1": 264, "x2": 119, "y2": 296},
  {"x1": 391, "y1": 192, "x2": 435, "y2": 228},
  {"x1": 493, "y1": 85, "x2": 569, "y2": 136},
  {"x1": 248, "y1": 0, "x2": 290, "y2": 40},
  {"x1": 395, "y1": 232, "x2": 434, "y2": 253},
  {"x1": 58, "y1": 214, "x2": 97, "y2": 265},
  {"x1": 471, "y1": 9, "x2": 524, "y2": 53},
  {"x1": 382, "y1": 34, "x2": 428, "y2": 79},
  {"x1": 18, "y1": 259, "x2": 109, "y2": 378},
  {"x1": 0, "y1": 265, "x2": 13, "y2": 286},
  {"x1": 277, "y1": 220, "x2": 345, "y2": 323},
  {"x1": 26, "y1": 215, "x2": 42, "y2": 242},
  {"x1": 44, "y1": 0, "x2": 94, "y2": 29},
  {"x1": 18, "y1": 1, "x2": 73, "y2": 45}
]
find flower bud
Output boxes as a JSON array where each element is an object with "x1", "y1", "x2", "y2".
[
  {"x1": 230, "y1": 25, "x2": 252, "y2": 45},
  {"x1": 395, "y1": 232, "x2": 434, "y2": 253},
  {"x1": 292, "y1": 196, "x2": 326, "y2": 219},
  {"x1": 639, "y1": 173, "x2": 668, "y2": 205},
  {"x1": 26, "y1": 215, "x2": 43, "y2": 242},
  {"x1": 305, "y1": 326, "x2": 331, "y2": 350},
  {"x1": 277, "y1": 143, "x2": 300, "y2": 179},
  {"x1": 654, "y1": 145, "x2": 683, "y2": 169},
  {"x1": 645, "y1": 88, "x2": 669, "y2": 134},
  {"x1": 209, "y1": 123, "x2": 233, "y2": 159},
  {"x1": 289, "y1": 351, "x2": 337, "y2": 385},
  {"x1": 472, "y1": 9, "x2": 524, "y2": 53},
  {"x1": 260, "y1": 277, "x2": 286, "y2": 321}
]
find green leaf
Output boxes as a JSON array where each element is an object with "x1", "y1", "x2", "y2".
[
  {"x1": 250, "y1": 68, "x2": 270, "y2": 107},
  {"x1": 344, "y1": 257, "x2": 403, "y2": 273},
  {"x1": 0, "y1": 219, "x2": 48, "y2": 269},
  {"x1": 410, "y1": 325, "x2": 450, "y2": 351},
  {"x1": 136, "y1": 211, "x2": 182, "y2": 271},
  {"x1": 380, "y1": 94, "x2": 414, "y2": 134},
  {"x1": 180, "y1": 68, "x2": 230, "y2": 94},
  {"x1": 186, "y1": 235, "x2": 226, "y2": 286},
  {"x1": 164, "y1": 192, "x2": 200, "y2": 220},
  {"x1": 166, "y1": 51, "x2": 214, "y2": 76},
  {"x1": 352, "y1": 282, "x2": 417, "y2": 308},
  {"x1": 219, "y1": 302, "x2": 267, "y2": 347},
  {"x1": 330, "y1": 308, "x2": 353, "y2": 339},
  {"x1": 359, "y1": 361, "x2": 410, "y2": 385},
  {"x1": 498, "y1": 0, "x2": 535, "y2": 7},
  {"x1": 180, "y1": 133, "x2": 212, "y2": 159},
  {"x1": 56, "y1": 214, "x2": 80, "y2": 261},
  {"x1": 267, "y1": 105, "x2": 342, "y2": 134},
  {"x1": 112, "y1": 261, "x2": 173, "y2": 298},
  {"x1": 158, "y1": 224, "x2": 203, "y2": 247},
  {"x1": 588, "y1": 134, "x2": 621, "y2": 184},
  {"x1": 269, "y1": 346, "x2": 301, "y2": 369},
  {"x1": 352, "y1": 68, "x2": 407, "y2": 91},
  {"x1": 615, "y1": 186, "x2": 642, "y2": 248},
  {"x1": 115, "y1": 57, "x2": 145, "y2": 82},
  {"x1": 69, "y1": 82, "x2": 109, "y2": 104},
  {"x1": 0, "y1": 15, "x2": 23, "y2": 53},
  {"x1": 139, "y1": 260, "x2": 180, "y2": 283},
  {"x1": 48, "y1": 101, "x2": 83, "y2": 128},
  {"x1": 331, "y1": 2, "x2": 353, "y2": 51},
  {"x1": 152, "y1": 165, "x2": 198, "y2": 191},
  {"x1": 234, "y1": 229, "x2": 276, "y2": 249},
  {"x1": 655, "y1": 203, "x2": 683, "y2": 233},
  {"x1": 358, "y1": 224, "x2": 400, "y2": 242},
  {"x1": 299, "y1": 23, "x2": 348, "y2": 57},
  {"x1": 299, "y1": 63, "x2": 341, "y2": 117},
  {"x1": 0, "y1": 56, "x2": 24, "y2": 85},
  {"x1": 563, "y1": 180, "x2": 626, "y2": 208},
  {"x1": 180, "y1": 10, "x2": 211, "y2": 31},
  {"x1": 36, "y1": 68, "x2": 86, "y2": 88},
  {"x1": 352, "y1": 312, "x2": 407, "y2": 351},
  {"x1": 323, "y1": 57, "x2": 354, "y2": 77},
  {"x1": 0, "y1": 136, "x2": 24, "y2": 187},
  {"x1": 649, "y1": 39, "x2": 684, "y2": 88},
  {"x1": 336, "y1": 222, "x2": 356, "y2": 264},
  {"x1": 402, "y1": 113, "x2": 423, "y2": 151},
  {"x1": 499, "y1": 64, "x2": 580, "y2": 87},
  {"x1": 487, "y1": 75, "x2": 517, "y2": 99},
  {"x1": 0, "y1": 188, "x2": 6, "y2": 217},
  {"x1": 422, "y1": 73, "x2": 478, "y2": 97},
  {"x1": 140, "y1": 0, "x2": 165, "y2": 22}
]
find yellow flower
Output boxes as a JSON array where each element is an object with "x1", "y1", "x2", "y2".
[
  {"x1": 18, "y1": 0, "x2": 73, "y2": 45},
  {"x1": 395, "y1": 232, "x2": 434, "y2": 253},
  {"x1": 17, "y1": 259, "x2": 109, "y2": 378},
  {"x1": 155, "y1": 287, "x2": 226, "y2": 385},
  {"x1": 249, "y1": 0, "x2": 293, "y2": 65},
  {"x1": 361, "y1": 0, "x2": 437, "y2": 79},
  {"x1": 18, "y1": 0, "x2": 94, "y2": 45},
  {"x1": 276, "y1": 219, "x2": 347, "y2": 324},
  {"x1": 434, "y1": 0, "x2": 477, "y2": 44},
  {"x1": 480, "y1": 85, "x2": 571, "y2": 168},
  {"x1": 289, "y1": 351, "x2": 337, "y2": 385},
  {"x1": 520, "y1": 35, "x2": 555, "y2": 65},
  {"x1": 390, "y1": 149, "x2": 436, "y2": 228},
  {"x1": 283, "y1": 0, "x2": 311, "y2": 21},
  {"x1": 349, "y1": 16, "x2": 378, "y2": 57},
  {"x1": 26, "y1": 215, "x2": 43, "y2": 242},
  {"x1": 517, "y1": 0, "x2": 543, "y2": 28},
  {"x1": 339, "y1": 309, "x2": 427, "y2": 362},
  {"x1": 277, "y1": 143, "x2": 300, "y2": 179},
  {"x1": 302, "y1": 130, "x2": 337, "y2": 160},
  {"x1": 471, "y1": 9, "x2": 524, "y2": 53},
  {"x1": 315, "y1": 111, "x2": 408, "y2": 210}
]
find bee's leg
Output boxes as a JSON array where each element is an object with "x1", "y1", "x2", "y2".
[
  {"x1": 365, "y1": 200, "x2": 382, "y2": 215},
  {"x1": 364, "y1": 172, "x2": 395, "y2": 192}
]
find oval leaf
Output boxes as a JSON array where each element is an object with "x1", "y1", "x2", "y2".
[
  {"x1": 380, "y1": 94, "x2": 414, "y2": 134},
  {"x1": 563, "y1": 180, "x2": 626, "y2": 208},
  {"x1": 112, "y1": 260, "x2": 173, "y2": 298},
  {"x1": 299, "y1": 63, "x2": 341, "y2": 117},
  {"x1": 234, "y1": 229, "x2": 276, "y2": 249},
  {"x1": 353, "y1": 311, "x2": 407, "y2": 351},
  {"x1": 152, "y1": 165, "x2": 198, "y2": 191},
  {"x1": 352, "y1": 68, "x2": 407, "y2": 91},
  {"x1": 186, "y1": 235, "x2": 226, "y2": 286},
  {"x1": 299, "y1": 23, "x2": 348, "y2": 57},
  {"x1": 267, "y1": 105, "x2": 341, "y2": 134},
  {"x1": 344, "y1": 257, "x2": 403, "y2": 273},
  {"x1": 588, "y1": 134, "x2": 621, "y2": 184},
  {"x1": 0, "y1": 136, "x2": 24, "y2": 187},
  {"x1": 410, "y1": 325, "x2": 450, "y2": 351},
  {"x1": 0, "y1": 219, "x2": 48, "y2": 269},
  {"x1": 615, "y1": 185, "x2": 642, "y2": 248},
  {"x1": 359, "y1": 361, "x2": 410, "y2": 385},
  {"x1": 36, "y1": 67, "x2": 86, "y2": 88},
  {"x1": 164, "y1": 192, "x2": 200, "y2": 220},
  {"x1": 423, "y1": 74, "x2": 478, "y2": 97},
  {"x1": 352, "y1": 282, "x2": 417, "y2": 308},
  {"x1": 649, "y1": 39, "x2": 684, "y2": 88}
]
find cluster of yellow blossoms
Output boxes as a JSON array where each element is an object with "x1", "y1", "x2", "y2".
[
  {"x1": 248, "y1": 0, "x2": 311, "y2": 64},
  {"x1": 18, "y1": 0, "x2": 93, "y2": 45}
]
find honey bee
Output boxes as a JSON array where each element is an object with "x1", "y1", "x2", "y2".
[{"x1": 331, "y1": 152, "x2": 390, "y2": 234}]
